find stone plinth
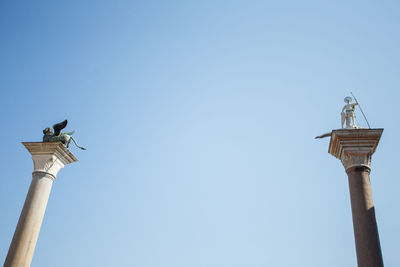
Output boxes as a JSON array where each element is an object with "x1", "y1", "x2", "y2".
[
  {"x1": 329, "y1": 128, "x2": 383, "y2": 171},
  {"x1": 4, "y1": 142, "x2": 77, "y2": 267},
  {"x1": 329, "y1": 129, "x2": 384, "y2": 267}
]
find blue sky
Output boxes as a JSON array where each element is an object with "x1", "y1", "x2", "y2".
[{"x1": 1, "y1": 1, "x2": 400, "y2": 266}]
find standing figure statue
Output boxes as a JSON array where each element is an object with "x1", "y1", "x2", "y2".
[
  {"x1": 341, "y1": 96, "x2": 358, "y2": 129},
  {"x1": 316, "y1": 93, "x2": 370, "y2": 139}
]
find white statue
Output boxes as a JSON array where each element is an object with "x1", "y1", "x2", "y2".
[{"x1": 341, "y1": 96, "x2": 358, "y2": 128}]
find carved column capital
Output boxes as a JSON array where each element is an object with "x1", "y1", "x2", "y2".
[
  {"x1": 23, "y1": 142, "x2": 78, "y2": 179},
  {"x1": 340, "y1": 150, "x2": 371, "y2": 171},
  {"x1": 328, "y1": 129, "x2": 383, "y2": 172}
]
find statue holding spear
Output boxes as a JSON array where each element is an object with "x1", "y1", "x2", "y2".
[
  {"x1": 341, "y1": 96, "x2": 358, "y2": 128},
  {"x1": 316, "y1": 93, "x2": 371, "y2": 139},
  {"x1": 341, "y1": 93, "x2": 371, "y2": 129}
]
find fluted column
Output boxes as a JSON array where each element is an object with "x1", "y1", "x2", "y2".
[
  {"x1": 329, "y1": 129, "x2": 384, "y2": 267},
  {"x1": 4, "y1": 142, "x2": 77, "y2": 267}
]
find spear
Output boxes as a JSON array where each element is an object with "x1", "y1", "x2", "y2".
[{"x1": 351, "y1": 92, "x2": 371, "y2": 129}]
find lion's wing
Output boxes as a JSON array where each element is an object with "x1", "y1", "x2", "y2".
[{"x1": 53, "y1": 120, "x2": 68, "y2": 136}]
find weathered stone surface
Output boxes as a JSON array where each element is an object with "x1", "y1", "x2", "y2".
[
  {"x1": 4, "y1": 142, "x2": 77, "y2": 267},
  {"x1": 329, "y1": 129, "x2": 384, "y2": 267},
  {"x1": 347, "y1": 166, "x2": 383, "y2": 267},
  {"x1": 329, "y1": 128, "x2": 383, "y2": 171}
]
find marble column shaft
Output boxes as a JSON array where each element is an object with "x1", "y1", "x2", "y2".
[{"x1": 4, "y1": 142, "x2": 77, "y2": 267}]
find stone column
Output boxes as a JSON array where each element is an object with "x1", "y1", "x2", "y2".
[
  {"x1": 4, "y1": 142, "x2": 77, "y2": 267},
  {"x1": 329, "y1": 129, "x2": 384, "y2": 267}
]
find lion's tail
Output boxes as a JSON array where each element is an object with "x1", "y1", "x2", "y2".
[{"x1": 71, "y1": 137, "x2": 86, "y2": 150}]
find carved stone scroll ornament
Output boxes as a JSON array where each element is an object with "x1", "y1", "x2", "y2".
[{"x1": 340, "y1": 151, "x2": 372, "y2": 172}]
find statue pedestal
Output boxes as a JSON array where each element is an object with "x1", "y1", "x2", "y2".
[
  {"x1": 4, "y1": 142, "x2": 77, "y2": 267},
  {"x1": 329, "y1": 129, "x2": 384, "y2": 267}
]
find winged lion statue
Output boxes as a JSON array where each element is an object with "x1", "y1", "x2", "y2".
[{"x1": 43, "y1": 120, "x2": 86, "y2": 150}]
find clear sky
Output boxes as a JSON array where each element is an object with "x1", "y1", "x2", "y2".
[{"x1": 1, "y1": 1, "x2": 400, "y2": 266}]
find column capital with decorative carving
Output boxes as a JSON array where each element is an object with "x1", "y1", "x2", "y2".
[
  {"x1": 22, "y1": 142, "x2": 78, "y2": 179},
  {"x1": 328, "y1": 129, "x2": 383, "y2": 171}
]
